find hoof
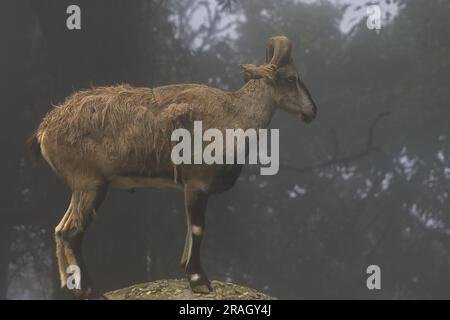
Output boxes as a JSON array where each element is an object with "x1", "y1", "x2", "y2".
[
  {"x1": 71, "y1": 288, "x2": 106, "y2": 300},
  {"x1": 191, "y1": 283, "x2": 212, "y2": 294},
  {"x1": 188, "y1": 274, "x2": 212, "y2": 294}
]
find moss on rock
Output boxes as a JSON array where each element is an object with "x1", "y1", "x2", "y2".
[{"x1": 105, "y1": 279, "x2": 275, "y2": 300}]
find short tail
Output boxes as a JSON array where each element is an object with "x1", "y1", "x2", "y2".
[{"x1": 27, "y1": 132, "x2": 41, "y2": 161}]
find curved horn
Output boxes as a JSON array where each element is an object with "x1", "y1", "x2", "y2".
[{"x1": 265, "y1": 36, "x2": 292, "y2": 67}]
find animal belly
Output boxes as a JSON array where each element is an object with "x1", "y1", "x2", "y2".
[{"x1": 110, "y1": 176, "x2": 182, "y2": 190}]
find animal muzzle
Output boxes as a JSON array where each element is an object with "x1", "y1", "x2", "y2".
[
  {"x1": 297, "y1": 81, "x2": 317, "y2": 123},
  {"x1": 300, "y1": 102, "x2": 317, "y2": 123}
]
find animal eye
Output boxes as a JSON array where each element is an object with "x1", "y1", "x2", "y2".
[{"x1": 287, "y1": 76, "x2": 297, "y2": 82}]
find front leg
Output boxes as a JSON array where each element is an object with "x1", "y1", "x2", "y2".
[{"x1": 181, "y1": 184, "x2": 211, "y2": 294}]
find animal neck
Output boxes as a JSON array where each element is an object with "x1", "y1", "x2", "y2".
[{"x1": 232, "y1": 79, "x2": 276, "y2": 129}]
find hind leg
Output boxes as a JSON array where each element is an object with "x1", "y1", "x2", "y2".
[{"x1": 55, "y1": 182, "x2": 107, "y2": 299}]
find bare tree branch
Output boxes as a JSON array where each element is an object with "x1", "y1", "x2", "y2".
[
  {"x1": 278, "y1": 112, "x2": 390, "y2": 174},
  {"x1": 172, "y1": 0, "x2": 235, "y2": 52},
  {"x1": 244, "y1": 112, "x2": 390, "y2": 176}
]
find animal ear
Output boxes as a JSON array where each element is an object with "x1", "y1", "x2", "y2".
[{"x1": 240, "y1": 63, "x2": 276, "y2": 83}]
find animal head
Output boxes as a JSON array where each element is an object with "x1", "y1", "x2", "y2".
[{"x1": 240, "y1": 36, "x2": 317, "y2": 123}]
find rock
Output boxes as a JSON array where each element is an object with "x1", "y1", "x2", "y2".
[{"x1": 105, "y1": 279, "x2": 275, "y2": 300}]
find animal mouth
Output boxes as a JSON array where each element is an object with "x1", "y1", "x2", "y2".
[{"x1": 299, "y1": 112, "x2": 316, "y2": 123}]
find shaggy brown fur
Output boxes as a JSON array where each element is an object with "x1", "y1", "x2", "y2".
[
  {"x1": 30, "y1": 36, "x2": 317, "y2": 299},
  {"x1": 37, "y1": 85, "x2": 165, "y2": 177}
]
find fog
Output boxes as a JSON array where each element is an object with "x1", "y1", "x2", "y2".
[{"x1": 1, "y1": 0, "x2": 450, "y2": 299}]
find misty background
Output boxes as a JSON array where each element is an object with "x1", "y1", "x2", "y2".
[{"x1": 1, "y1": 0, "x2": 450, "y2": 299}]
